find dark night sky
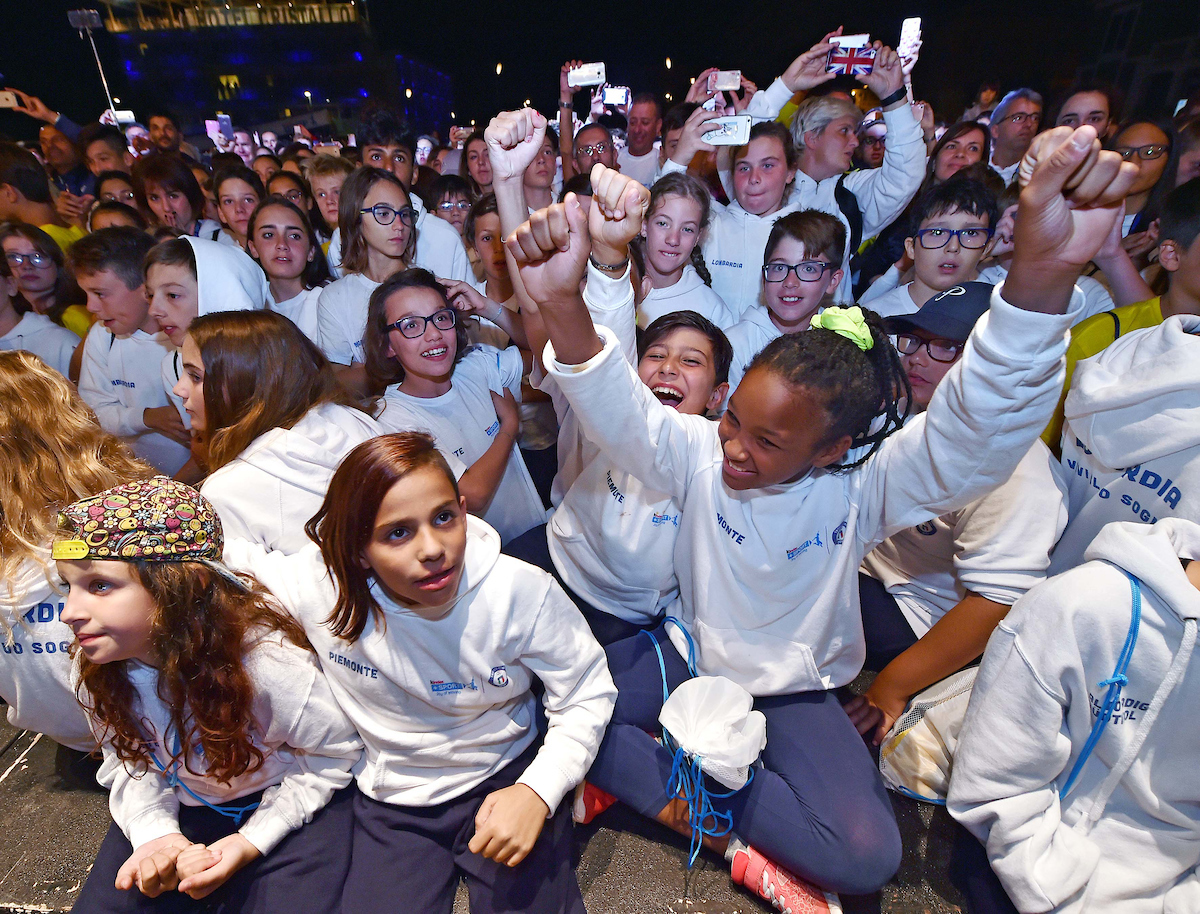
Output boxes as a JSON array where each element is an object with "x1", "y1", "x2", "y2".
[{"x1": 1, "y1": 0, "x2": 1098, "y2": 140}]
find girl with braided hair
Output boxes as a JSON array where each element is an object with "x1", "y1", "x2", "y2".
[{"x1": 631, "y1": 172, "x2": 737, "y2": 331}]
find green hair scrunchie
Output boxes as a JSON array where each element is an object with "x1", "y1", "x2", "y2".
[{"x1": 809, "y1": 306, "x2": 874, "y2": 351}]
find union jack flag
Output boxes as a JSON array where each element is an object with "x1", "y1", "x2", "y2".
[{"x1": 827, "y1": 46, "x2": 877, "y2": 77}]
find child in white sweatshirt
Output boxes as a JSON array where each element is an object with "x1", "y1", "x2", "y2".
[
  {"x1": 171, "y1": 310, "x2": 380, "y2": 554},
  {"x1": 72, "y1": 228, "x2": 192, "y2": 475},
  {"x1": 723, "y1": 209, "x2": 846, "y2": 399},
  {"x1": 366, "y1": 269, "x2": 546, "y2": 545},
  {"x1": 0, "y1": 254, "x2": 78, "y2": 378},
  {"x1": 631, "y1": 172, "x2": 737, "y2": 330},
  {"x1": 0, "y1": 351, "x2": 151, "y2": 754},
  {"x1": 245, "y1": 195, "x2": 331, "y2": 345},
  {"x1": 56, "y1": 477, "x2": 362, "y2": 912},
  {"x1": 223, "y1": 432, "x2": 616, "y2": 914},
  {"x1": 502, "y1": 119, "x2": 1135, "y2": 911},
  {"x1": 949, "y1": 518, "x2": 1200, "y2": 914},
  {"x1": 849, "y1": 283, "x2": 1069, "y2": 744}
]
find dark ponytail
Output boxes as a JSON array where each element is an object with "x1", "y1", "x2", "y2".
[
  {"x1": 689, "y1": 245, "x2": 713, "y2": 287},
  {"x1": 747, "y1": 307, "x2": 910, "y2": 471}
]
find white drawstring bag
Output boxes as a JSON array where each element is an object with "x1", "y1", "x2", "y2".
[
  {"x1": 659, "y1": 675, "x2": 767, "y2": 790},
  {"x1": 878, "y1": 666, "x2": 978, "y2": 804}
]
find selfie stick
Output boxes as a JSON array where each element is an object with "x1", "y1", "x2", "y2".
[{"x1": 68, "y1": 10, "x2": 118, "y2": 117}]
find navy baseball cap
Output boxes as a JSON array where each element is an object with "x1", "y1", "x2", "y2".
[{"x1": 884, "y1": 281, "x2": 994, "y2": 343}]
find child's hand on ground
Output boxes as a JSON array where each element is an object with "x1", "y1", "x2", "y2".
[
  {"x1": 468, "y1": 783, "x2": 550, "y2": 867},
  {"x1": 116, "y1": 832, "x2": 191, "y2": 897},
  {"x1": 176, "y1": 833, "x2": 261, "y2": 900}
]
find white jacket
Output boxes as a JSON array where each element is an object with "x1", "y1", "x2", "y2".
[
  {"x1": 100, "y1": 631, "x2": 362, "y2": 855},
  {"x1": 201, "y1": 403, "x2": 381, "y2": 554},
  {"x1": 1, "y1": 558, "x2": 94, "y2": 751},
  {"x1": 0, "y1": 312, "x2": 77, "y2": 378},
  {"x1": 1050, "y1": 315, "x2": 1200, "y2": 574},
  {"x1": 637, "y1": 265, "x2": 738, "y2": 331},
  {"x1": 547, "y1": 284, "x2": 1084, "y2": 695},
  {"x1": 223, "y1": 518, "x2": 616, "y2": 814},
  {"x1": 78, "y1": 324, "x2": 191, "y2": 475},
  {"x1": 862, "y1": 442, "x2": 1068, "y2": 636},
  {"x1": 949, "y1": 518, "x2": 1200, "y2": 914}
]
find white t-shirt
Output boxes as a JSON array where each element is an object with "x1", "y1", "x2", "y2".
[
  {"x1": 269, "y1": 286, "x2": 323, "y2": 345},
  {"x1": 617, "y1": 147, "x2": 660, "y2": 188},
  {"x1": 374, "y1": 345, "x2": 547, "y2": 544},
  {"x1": 0, "y1": 311, "x2": 78, "y2": 378},
  {"x1": 316, "y1": 272, "x2": 380, "y2": 365}
]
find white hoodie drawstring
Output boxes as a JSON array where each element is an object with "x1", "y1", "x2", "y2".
[{"x1": 1076, "y1": 617, "x2": 1198, "y2": 834}]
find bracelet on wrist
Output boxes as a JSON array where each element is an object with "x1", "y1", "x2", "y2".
[
  {"x1": 589, "y1": 252, "x2": 629, "y2": 273},
  {"x1": 558, "y1": 100, "x2": 573, "y2": 110},
  {"x1": 878, "y1": 87, "x2": 908, "y2": 108}
]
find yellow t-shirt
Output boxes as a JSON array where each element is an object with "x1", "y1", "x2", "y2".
[
  {"x1": 39, "y1": 223, "x2": 86, "y2": 254},
  {"x1": 60, "y1": 303, "x2": 94, "y2": 339},
  {"x1": 1042, "y1": 297, "x2": 1163, "y2": 452}
]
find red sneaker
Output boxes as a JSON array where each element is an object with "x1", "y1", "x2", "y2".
[
  {"x1": 572, "y1": 781, "x2": 618, "y2": 824},
  {"x1": 729, "y1": 845, "x2": 842, "y2": 914}
]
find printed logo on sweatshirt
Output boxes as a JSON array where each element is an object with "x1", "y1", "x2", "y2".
[
  {"x1": 328, "y1": 650, "x2": 379, "y2": 680},
  {"x1": 832, "y1": 521, "x2": 847, "y2": 545},
  {"x1": 786, "y1": 531, "x2": 823, "y2": 561},
  {"x1": 915, "y1": 521, "x2": 937, "y2": 536},
  {"x1": 711, "y1": 259, "x2": 744, "y2": 269},
  {"x1": 488, "y1": 666, "x2": 510, "y2": 688},
  {"x1": 1088, "y1": 690, "x2": 1150, "y2": 726},
  {"x1": 485, "y1": 419, "x2": 501, "y2": 438},
  {"x1": 430, "y1": 678, "x2": 479, "y2": 694},
  {"x1": 453, "y1": 446, "x2": 466, "y2": 458},
  {"x1": 651, "y1": 511, "x2": 679, "y2": 528},
  {"x1": 110, "y1": 379, "x2": 136, "y2": 389},
  {"x1": 1064, "y1": 452, "x2": 1185, "y2": 524},
  {"x1": 606, "y1": 471, "x2": 625, "y2": 505},
  {"x1": 716, "y1": 511, "x2": 745, "y2": 545}
]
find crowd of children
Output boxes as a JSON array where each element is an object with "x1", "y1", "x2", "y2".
[{"x1": 1, "y1": 26, "x2": 1199, "y2": 914}]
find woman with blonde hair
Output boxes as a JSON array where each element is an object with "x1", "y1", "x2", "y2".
[
  {"x1": 171, "y1": 309, "x2": 381, "y2": 553},
  {"x1": 0, "y1": 350, "x2": 152, "y2": 751}
]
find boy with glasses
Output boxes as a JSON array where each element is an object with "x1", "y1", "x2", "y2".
[
  {"x1": 846, "y1": 281, "x2": 1067, "y2": 744},
  {"x1": 862, "y1": 177, "x2": 999, "y2": 318},
  {"x1": 989, "y1": 89, "x2": 1044, "y2": 185}
]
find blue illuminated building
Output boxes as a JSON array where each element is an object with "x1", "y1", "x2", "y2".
[{"x1": 99, "y1": 1, "x2": 452, "y2": 135}]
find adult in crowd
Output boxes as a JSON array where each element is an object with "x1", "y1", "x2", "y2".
[{"x1": 988, "y1": 89, "x2": 1043, "y2": 185}]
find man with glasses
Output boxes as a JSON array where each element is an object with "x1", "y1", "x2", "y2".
[
  {"x1": 988, "y1": 89, "x2": 1044, "y2": 185},
  {"x1": 572, "y1": 124, "x2": 619, "y2": 181},
  {"x1": 849, "y1": 279, "x2": 1066, "y2": 748},
  {"x1": 862, "y1": 178, "x2": 998, "y2": 318}
]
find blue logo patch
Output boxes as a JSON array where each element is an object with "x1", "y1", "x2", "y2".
[
  {"x1": 915, "y1": 521, "x2": 937, "y2": 536},
  {"x1": 488, "y1": 666, "x2": 510, "y2": 688},
  {"x1": 651, "y1": 511, "x2": 679, "y2": 528},
  {"x1": 430, "y1": 678, "x2": 478, "y2": 694},
  {"x1": 832, "y1": 521, "x2": 847, "y2": 545},
  {"x1": 786, "y1": 531, "x2": 823, "y2": 561}
]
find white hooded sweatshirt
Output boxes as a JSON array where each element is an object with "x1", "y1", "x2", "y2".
[
  {"x1": 548, "y1": 284, "x2": 1084, "y2": 695},
  {"x1": 637, "y1": 265, "x2": 738, "y2": 331},
  {"x1": 161, "y1": 236, "x2": 268, "y2": 418},
  {"x1": 1049, "y1": 315, "x2": 1200, "y2": 574},
  {"x1": 949, "y1": 518, "x2": 1200, "y2": 914},
  {"x1": 1, "y1": 558, "x2": 94, "y2": 751},
  {"x1": 723, "y1": 303, "x2": 782, "y2": 401},
  {"x1": 223, "y1": 517, "x2": 616, "y2": 815},
  {"x1": 100, "y1": 630, "x2": 362, "y2": 855},
  {"x1": 200, "y1": 403, "x2": 381, "y2": 554},
  {"x1": 0, "y1": 311, "x2": 78, "y2": 378}
]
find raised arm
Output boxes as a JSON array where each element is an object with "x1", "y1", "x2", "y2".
[{"x1": 860, "y1": 126, "x2": 1140, "y2": 540}]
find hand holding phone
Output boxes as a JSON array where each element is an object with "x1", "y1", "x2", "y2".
[
  {"x1": 0, "y1": 91, "x2": 24, "y2": 110},
  {"x1": 826, "y1": 34, "x2": 876, "y2": 76},
  {"x1": 701, "y1": 115, "x2": 751, "y2": 146},
  {"x1": 708, "y1": 70, "x2": 742, "y2": 93},
  {"x1": 567, "y1": 63, "x2": 606, "y2": 88}
]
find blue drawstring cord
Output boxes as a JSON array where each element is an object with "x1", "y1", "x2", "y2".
[
  {"x1": 1059, "y1": 572, "x2": 1142, "y2": 800},
  {"x1": 642, "y1": 618, "x2": 754, "y2": 867},
  {"x1": 149, "y1": 730, "x2": 260, "y2": 826}
]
